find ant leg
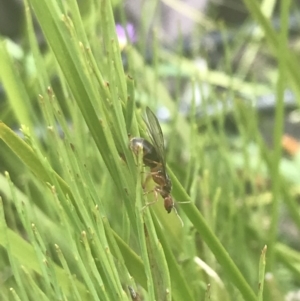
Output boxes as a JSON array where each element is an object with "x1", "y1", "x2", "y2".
[
  {"x1": 141, "y1": 199, "x2": 159, "y2": 211},
  {"x1": 142, "y1": 173, "x2": 152, "y2": 190},
  {"x1": 141, "y1": 188, "x2": 159, "y2": 211},
  {"x1": 143, "y1": 185, "x2": 162, "y2": 196}
]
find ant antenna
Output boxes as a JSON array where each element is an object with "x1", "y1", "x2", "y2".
[{"x1": 173, "y1": 206, "x2": 184, "y2": 227}]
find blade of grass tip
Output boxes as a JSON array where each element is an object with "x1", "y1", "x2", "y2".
[
  {"x1": 9, "y1": 288, "x2": 22, "y2": 301},
  {"x1": 64, "y1": 0, "x2": 91, "y2": 46},
  {"x1": 80, "y1": 231, "x2": 112, "y2": 301},
  {"x1": 54, "y1": 244, "x2": 83, "y2": 301},
  {"x1": 71, "y1": 240, "x2": 102, "y2": 301},
  {"x1": 21, "y1": 266, "x2": 51, "y2": 301},
  {"x1": 30, "y1": 223, "x2": 63, "y2": 298},
  {"x1": 85, "y1": 226, "x2": 129, "y2": 299},
  {"x1": 168, "y1": 167, "x2": 257, "y2": 301},
  {"x1": 258, "y1": 245, "x2": 267, "y2": 301},
  {"x1": 102, "y1": 217, "x2": 137, "y2": 289},
  {"x1": 204, "y1": 284, "x2": 212, "y2": 301}
]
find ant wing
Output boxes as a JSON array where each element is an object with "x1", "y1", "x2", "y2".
[{"x1": 144, "y1": 107, "x2": 167, "y2": 170}]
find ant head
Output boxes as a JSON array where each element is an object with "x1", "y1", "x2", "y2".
[{"x1": 164, "y1": 195, "x2": 174, "y2": 213}]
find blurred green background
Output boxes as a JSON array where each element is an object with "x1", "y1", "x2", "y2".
[{"x1": 0, "y1": 0, "x2": 300, "y2": 300}]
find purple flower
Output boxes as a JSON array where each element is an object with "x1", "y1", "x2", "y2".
[{"x1": 116, "y1": 23, "x2": 136, "y2": 48}]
